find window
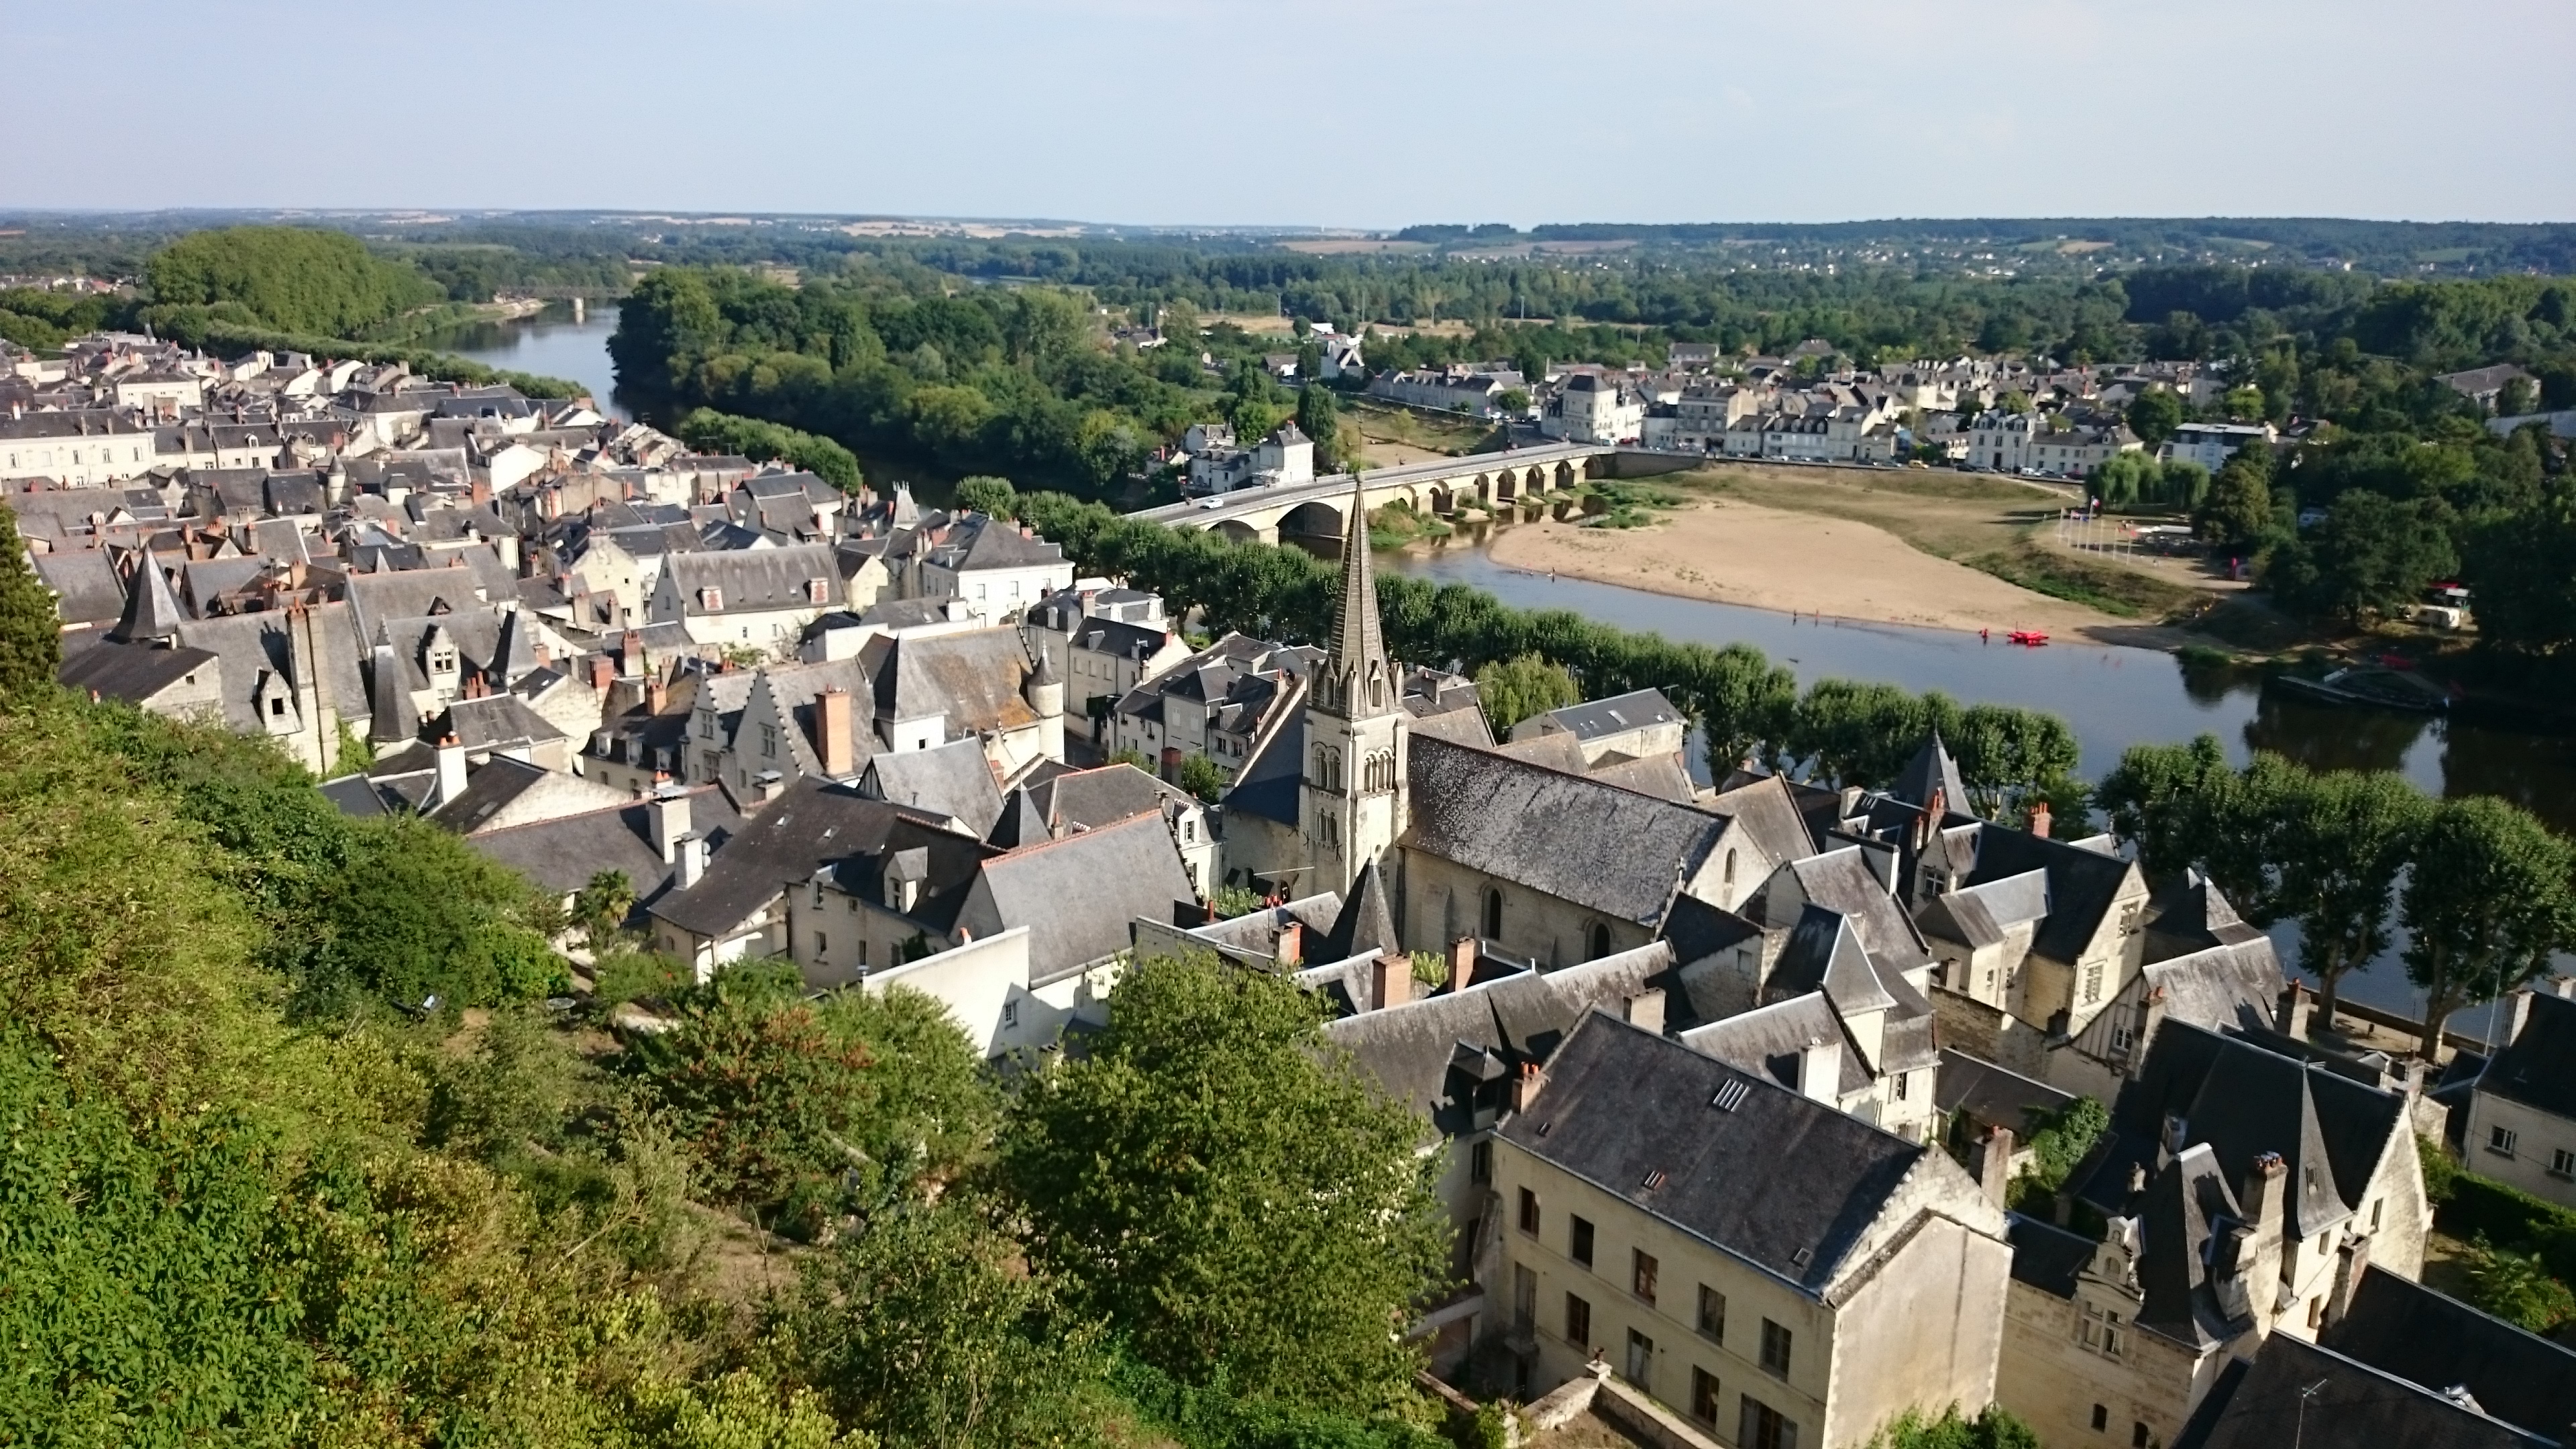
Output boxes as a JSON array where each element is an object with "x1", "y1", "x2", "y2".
[
  {"x1": 1564, "y1": 1293, "x2": 1591, "y2": 1349},
  {"x1": 1470, "y1": 1140, "x2": 1491, "y2": 1185},
  {"x1": 1689, "y1": 1366, "x2": 1720, "y2": 1425},
  {"x1": 2110, "y1": 1023, "x2": 2136, "y2": 1054},
  {"x1": 1723, "y1": 849, "x2": 1737, "y2": 886},
  {"x1": 1587, "y1": 922, "x2": 1611, "y2": 961},
  {"x1": 2489, "y1": 1125, "x2": 2520, "y2": 1158},
  {"x1": 761, "y1": 724, "x2": 778, "y2": 758},
  {"x1": 1759, "y1": 1319, "x2": 1791, "y2": 1377},
  {"x1": 813, "y1": 932, "x2": 827, "y2": 956},
  {"x1": 1568, "y1": 1216, "x2": 1595, "y2": 1268},
  {"x1": 1741, "y1": 1396, "x2": 1798, "y2": 1449},
  {"x1": 2081, "y1": 962, "x2": 2104, "y2": 1004},
  {"x1": 1894, "y1": 1071, "x2": 1909, "y2": 1102},
  {"x1": 1696, "y1": 1285, "x2": 1725, "y2": 1342},
  {"x1": 1482, "y1": 888, "x2": 1503, "y2": 940},
  {"x1": 1002, "y1": 1000, "x2": 1018, "y2": 1030},
  {"x1": 2091, "y1": 1405, "x2": 2108, "y2": 1432},
  {"x1": 1632, "y1": 1249, "x2": 1658, "y2": 1305},
  {"x1": 857, "y1": 941, "x2": 868, "y2": 967},
  {"x1": 2554, "y1": 1148, "x2": 2576, "y2": 1180},
  {"x1": 2131, "y1": 1424, "x2": 2149, "y2": 1448},
  {"x1": 1517, "y1": 1188, "x2": 1540, "y2": 1236}
]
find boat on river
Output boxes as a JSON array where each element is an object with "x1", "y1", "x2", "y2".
[
  {"x1": 2006, "y1": 630, "x2": 2049, "y2": 647},
  {"x1": 2269, "y1": 665, "x2": 2451, "y2": 714}
]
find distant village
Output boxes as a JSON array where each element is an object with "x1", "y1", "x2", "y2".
[{"x1": 8, "y1": 323, "x2": 2576, "y2": 1449}]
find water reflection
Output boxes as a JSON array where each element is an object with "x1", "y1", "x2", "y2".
[{"x1": 2242, "y1": 686, "x2": 2438, "y2": 780}]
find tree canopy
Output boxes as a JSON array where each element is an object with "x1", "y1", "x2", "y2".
[{"x1": 144, "y1": 225, "x2": 442, "y2": 336}]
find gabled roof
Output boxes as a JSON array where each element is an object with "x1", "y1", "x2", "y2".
[
  {"x1": 1756, "y1": 846, "x2": 1934, "y2": 972},
  {"x1": 863, "y1": 737, "x2": 1006, "y2": 837},
  {"x1": 1532, "y1": 688, "x2": 1684, "y2": 743},
  {"x1": 1680, "y1": 990, "x2": 1872, "y2": 1097},
  {"x1": 1768, "y1": 904, "x2": 1896, "y2": 1018},
  {"x1": 1499, "y1": 1011, "x2": 1934, "y2": 1298},
  {"x1": 1028, "y1": 763, "x2": 1190, "y2": 834},
  {"x1": 468, "y1": 786, "x2": 745, "y2": 908},
  {"x1": 2322, "y1": 1265, "x2": 2576, "y2": 1442},
  {"x1": 661, "y1": 543, "x2": 838, "y2": 614},
  {"x1": 860, "y1": 627, "x2": 1039, "y2": 736},
  {"x1": 57, "y1": 637, "x2": 218, "y2": 702},
  {"x1": 1919, "y1": 868, "x2": 2051, "y2": 949},
  {"x1": 2176, "y1": 1332, "x2": 2547, "y2": 1449},
  {"x1": 1320, "y1": 857, "x2": 1401, "y2": 965},
  {"x1": 1402, "y1": 734, "x2": 1730, "y2": 926},
  {"x1": 2130, "y1": 1142, "x2": 2249, "y2": 1348},
  {"x1": 1701, "y1": 771, "x2": 1819, "y2": 867},
  {"x1": 2478, "y1": 990, "x2": 2576, "y2": 1120},
  {"x1": 1951, "y1": 820, "x2": 2140, "y2": 965},
  {"x1": 986, "y1": 786, "x2": 1051, "y2": 849},
  {"x1": 956, "y1": 811, "x2": 1194, "y2": 981},
  {"x1": 646, "y1": 776, "x2": 969, "y2": 938}
]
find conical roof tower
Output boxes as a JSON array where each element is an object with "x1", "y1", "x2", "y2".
[{"x1": 1323, "y1": 476, "x2": 1387, "y2": 716}]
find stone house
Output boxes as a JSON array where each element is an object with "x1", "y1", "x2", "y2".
[
  {"x1": 1487, "y1": 1012, "x2": 2010, "y2": 1448},
  {"x1": 2460, "y1": 983, "x2": 2576, "y2": 1209},
  {"x1": 647, "y1": 542, "x2": 849, "y2": 655}
]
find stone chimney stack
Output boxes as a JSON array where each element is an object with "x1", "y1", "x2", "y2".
[
  {"x1": 1978, "y1": 1123, "x2": 2017, "y2": 1207},
  {"x1": 433, "y1": 734, "x2": 468, "y2": 809},
  {"x1": 1799, "y1": 1035, "x2": 1841, "y2": 1104},
  {"x1": 2241, "y1": 1150, "x2": 2290, "y2": 1330},
  {"x1": 2275, "y1": 981, "x2": 2314, "y2": 1040},
  {"x1": 818, "y1": 686, "x2": 856, "y2": 777},
  {"x1": 649, "y1": 788, "x2": 691, "y2": 865},
  {"x1": 1624, "y1": 987, "x2": 1666, "y2": 1036},
  {"x1": 1447, "y1": 935, "x2": 1477, "y2": 994},
  {"x1": 1369, "y1": 952, "x2": 1410, "y2": 1012},
  {"x1": 1275, "y1": 919, "x2": 1303, "y2": 969},
  {"x1": 674, "y1": 832, "x2": 707, "y2": 890}
]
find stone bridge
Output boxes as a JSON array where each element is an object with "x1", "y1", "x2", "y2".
[{"x1": 1130, "y1": 441, "x2": 1631, "y2": 544}]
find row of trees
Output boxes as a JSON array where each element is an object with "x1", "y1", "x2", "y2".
[
  {"x1": 1014, "y1": 492, "x2": 2086, "y2": 814},
  {"x1": 2098, "y1": 736, "x2": 2576, "y2": 1053}
]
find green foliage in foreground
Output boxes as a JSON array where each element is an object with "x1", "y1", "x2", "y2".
[
  {"x1": 1870, "y1": 1405, "x2": 2041, "y2": 1449},
  {"x1": 0, "y1": 502, "x2": 60, "y2": 704},
  {"x1": 677, "y1": 408, "x2": 865, "y2": 490},
  {"x1": 1002, "y1": 951, "x2": 1450, "y2": 1413}
]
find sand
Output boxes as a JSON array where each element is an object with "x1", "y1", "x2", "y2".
[{"x1": 1484, "y1": 496, "x2": 2133, "y2": 639}]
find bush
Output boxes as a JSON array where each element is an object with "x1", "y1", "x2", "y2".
[
  {"x1": 2422, "y1": 1140, "x2": 2576, "y2": 1283},
  {"x1": 676, "y1": 409, "x2": 865, "y2": 491}
]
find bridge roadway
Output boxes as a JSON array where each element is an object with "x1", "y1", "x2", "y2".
[{"x1": 1130, "y1": 441, "x2": 1621, "y2": 542}]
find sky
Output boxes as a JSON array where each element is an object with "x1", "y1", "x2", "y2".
[{"x1": 7, "y1": 0, "x2": 2572, "y2": 227}]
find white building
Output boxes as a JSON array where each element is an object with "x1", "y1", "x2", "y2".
[{"x1": 2163, "y1": 422, "x2": 2276, "y2": 473}]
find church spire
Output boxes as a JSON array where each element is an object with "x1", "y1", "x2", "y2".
[{"x1": 1324, "y1": 476, "x2": 1387, "y2": 715}]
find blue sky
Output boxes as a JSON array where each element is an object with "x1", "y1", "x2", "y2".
[{"x1": 7, "y1": 0, "x2": 2571, "y2": 225}]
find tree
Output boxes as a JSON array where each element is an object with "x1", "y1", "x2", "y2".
[
  {"x1": 2097, "y1": 735, "x2": 2236, "y2": 878},
  {"x1": 305, "y1": 814, "x2": 564, "y2": 1012},
  {"x1": 1495, "y1": 388, "x2": 1532, "y2": 415},
  {"x1": 953, "y1": 475, "x2": 1018, "y2": 519},
  {"x1": 574, "y1": 869, "x2": 637, "y2": 942},
  {"x1": 1174, "y1": 752, "x2": 1224, "y2": 804},
  {"x1": 2222, "y1": 385, "x2": 2267, "y2": 421},
  {"x1": 773, "y1": 1194, "x2": 1102, "y2": 1448},
  {"x1": 1870, "y1": 1405, "x2": 2042, "y2": 1449},
  {"x1": 2464, "y1": 504, "x2": 2576, "y2": 658},
  {"x1": 2401, "y1": 796, "x2": 2576, "y2": 1059},
  {"x1": 2459, "y1": 1237, "x2": 2576, "y2": 1334},
  {"x1": 0, "y1": 504, "x2": 60, "y2": 704},
  {"x1": 2125, "y1": 387, "x2": 2185, "y2": 449},
  {"x1": 1295, "y1": 383, "x2": 1340, "y2": 472},
  {"x1": 144, "y1": 225, "x2": 440, "y2": 336},
  {"x1": 1472, "y1": 652, "x2": 1581, "y2": 737},
  {"x1": 1950, "y1": 702, "x2": 2081, "y2": 820},
  {"x1": 2196, "y1": 454, "x2": 2275, "y2": 550},
  {"x1": 2496, "y1": 376, "x2": 2540, "y2": 418},
  {"x1": 999, "y1": 952, "x2": 1447, "y2": 1411},
  {"x1": 2275, "y1": 491, "x2": 2457, "y2": 623},
  {"x1": 2274, "y1": 770, "x2": 2433, "y2": 1026}
]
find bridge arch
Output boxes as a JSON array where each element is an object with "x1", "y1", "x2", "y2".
[
  {"x1": 1277, "y1": 498, "x2": 1348, "y2": 540},
  {"x1": 1213, "y1": 518, "x2": 1264, "y2": 543}
]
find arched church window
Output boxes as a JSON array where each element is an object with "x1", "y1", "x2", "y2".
[
  {"x1": 1482, "y1": 888, "x2": 1503, "y2": 941},
  {"x1": 1723, "y1": 849, "x2": 1737, "y2": 887},
  {"x1": 1587, "y1": 922, "x2": 1611, "y2": 961}
]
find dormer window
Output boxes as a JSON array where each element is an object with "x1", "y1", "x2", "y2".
[{"x1": 428, "y1": 649, "x2": 458, "y2": 676}]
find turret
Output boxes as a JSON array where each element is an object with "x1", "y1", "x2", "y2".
[{"x1": 1026, "y1": 643, "x2": 1065, "y2": 762}]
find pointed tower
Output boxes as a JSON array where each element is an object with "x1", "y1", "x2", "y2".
[
  {"x1": 1299, "y1": 478, "x2": 1407, "y2": 899},
  {"x1": 111, "y1": 548, "x2": 186, "y2": 645}
]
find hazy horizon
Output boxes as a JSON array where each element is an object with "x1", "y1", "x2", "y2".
[{"x1": 7, "y1": 0, "x2": 2572, "y2": 226}]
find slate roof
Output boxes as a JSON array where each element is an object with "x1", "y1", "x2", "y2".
[
  {"x1": 1919, "y1": 868, "x2": 2051, "y2": 949},
  {"x1": 863, "y1": 737, "x2": 1005, "y2": 837},
  {"x1": 30, "y1": 549, "x2": 125, "y2": 626},
  {"x1": 1769, "y1": 904, "x2": 1897, "y2": 1017},
  {"x1": 1324, "y1": 943, "x2": 1674, "y2": 1138},
  {"x1": 1319, "y1": 857, "x2": 1402, "y2": 964},
  {"x1": 2477, "y1": 990, "x2": 2576, "y2": 1120},
  {"x1": 1534, "y1": 688, "x2": 1684, "y2": 744},
  {"x1": 57, "y1": 638, "x2": 218, "y2": 702},
  {"x1": 860, "y1": 627, "x2": 1039, "y2": 737},
  {"x1": 1888, "y1": 731, "x2": 1968, "y2": 812},
  {"x1": 171, "y1": 602, "x2": 370, "y2": 732},
  {"x1": 2003, "y1": 1213, "x2": 2096, "y2": 1297},
  {"x1": 1950, "y1": 822, "x2": 2139, "y2": 965},
  {"x1": 468, "y1": 786, "x2": 745, "y2": 909},
  {"x1": 1028, "y1": 763, "x2": 1191, "y2": 833},
  {"x1": 955, "y1": 811, "x2": 1195, "y2": 981},
  {"x1": 646, "y1": 776, "x2": 969, "y2": 938},
  {"x1": 113, "y1": 550, "x2": 187, "y2": 641},
  {"x1": 1700, "y1": 772, "x2": 1819, "y2": 868},
  {"x1": 427, "y1": 755, "x2": 557, "y2": 836},
  {"x1": 2065, "y1": 938, "x2": 2282, "y2": 1065},
  {"x1": 2130, "y1": 1143, "x2": 2251, "y2": 1349},
  {"x1": 1756, "y1": 846, "x2": 1934, "y2": 972},
  {"x1": 662, "y1": 543, "x2": 838, "y2": 616},
  {"x1": 1401, "y1": 733, "x2": 1731, "y2": 926},
  {"x1": 2322, "y1": 1265, "x2": 2576, "y2": 1441},
  {"x1": 1935, "y1": 1049, "x2": 2075, "y2": 1130},
  {"x1": 1499, "y1": 1012, "x2": 1931, "y2": 1298},
  {"x1": 432, "y1": 694, "x2": 566, "y2": 754},
  {"x1": 920, "y1": 513, "x2": 1069, "y2": 572},
  {"x1": 1680, "y1": 991, "x2": 1873, "y2": 1097},
  {"x1": 2174, "y1": 1333, "x2": 2548, "y2": 1449}
]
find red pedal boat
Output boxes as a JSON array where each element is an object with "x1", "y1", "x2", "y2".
[{"x1": 2007, "y1": 630, "x2": 2049, "y2": 647}]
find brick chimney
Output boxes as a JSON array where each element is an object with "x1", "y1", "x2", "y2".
[
  {"x1": 2027, "y1": 800, "x2": 2051, "y2": 838},
  {"x1": 1275, "y1": 919, "x2": 1303, "y2": 969},
  {"x1": 1978, "y1": 1123, "x2": 2017, "y2": 1207},
  {"x1": 1447, "y1": 935, "x2": 1477, "y2": 993},
  {"x1": 586, "y1": 652, "x2": 613, "y2": 691},
  {"x1": 817, "y1": 687, "x2": 855, "y2": 777},
  {"x1": 1510, "y1": 1061, "x2": 1546, "y2": 1114},
  {"x1": 1369, "y1": 951, "x2": 1409, "y2": 1011},
  {"x1": 620, "y1": 629, "x2": 643, "y2": 680}
]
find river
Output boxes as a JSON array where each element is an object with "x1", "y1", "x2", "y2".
[{"x1": 443, "y1": 315, "x2": 2571, "y2": 1035}]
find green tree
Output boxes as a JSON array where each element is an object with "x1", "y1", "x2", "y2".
[
  {"x1": 1295, "y1": 383, "x2": 1340, "y2": 471},
  {"x1": 2496, "y1": 376, "x2": 2539, "y2": 418},
  {"x1": 2275, "y1": 771, "x2": 2432, "y2": 1026},
  {"x1": 999, "y1": 952, "x2": 1447, "y2": 1411},
  {"x1": 2401, "y1": 796, "x2": 2576, "y2": 1059},
  {"x1": 0, "y1": 504, "x2": 60, "y2": 704},
  {"x1": 575, "y1": 869, "x2": 637, "y2": 941},
  {"x1": 2124, "y1": 388, "x2": 2185, "y2": 449},
  {"x1": 2097, "y1": 735, "x2": 2237, "y2": 879},
  {"x1": 2196, "y1": 454, "x2": 2275, "y2": 550},
  {"x1": 676, "y1": 409, "x2": 864, "y2": 492},
  {"x1": 633, "y1": 963, "x2": 997, "y2": 1230},
  {"x1": 2222, "y1": 384, "x2": 2267, "y2": 420},
  {"x1": 1950, "y1": 702, "x2": 2081, "y2": 820},
  {"x1": 1496, "y1": 387, "x2": 1532, "y2": 415},
  {"x1": 1870, "y1": 1405, "x2": 2043, "y2": 1449},
  {"x1": 304, "y1": 813, "x2": 562, "y2": 1012},
  {"x1": 1175, "y1": 752, "x2": 1225, "y2": 803},
  {"x1": 773, "y1": 1195, "x2": 1104, "y2": 1448},
  {"x1": 2459, "y1": 1237, "x2": 2576, "y2": 1334},
  {"x1": 144, "y1": 225, "x2": 441, "y2": 335},
  {"x1": 2006, "y1": 1097, "x2": 2108, "y2": 1214},
  {"x1": 2465, "y1": 504, "x2": 2576, "y2": 658},
  {"x1": 1472, "y1": 652, "x2": 1581, "y2": 737},
  {"x1": 2273, "y1": 491, "x2": 2458, "y2": 623},
  {"x1": 953, "y1": 475, "x2": 1019, "y2": 519}
]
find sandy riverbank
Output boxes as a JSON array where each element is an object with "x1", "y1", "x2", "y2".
[{"x1": 1484, "y1": 496, "x2": 2163, "y2": 643}]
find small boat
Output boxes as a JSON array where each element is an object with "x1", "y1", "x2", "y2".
[
  {"x1": 2007, "y1": 630, "x2": 2050, "y2": 647},
  {"x1": 2269, "y1": 665, "x2": 2449, "y2": 714}
]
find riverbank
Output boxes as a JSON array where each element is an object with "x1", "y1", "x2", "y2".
[{"x1": 1481, "y1": 497, "x2": 2190, "y2": 647}]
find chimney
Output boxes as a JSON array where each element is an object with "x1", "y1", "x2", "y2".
[
  {"x1": 674, "y1": 831, "x2": 706, "y2": 890},
  {"x1": 1509, "y1": 1061, "x2": 1546, "y2": 1114},
  {"x1": 647, "y1": 674, "x2": 669, "y2": 715},
  {"x1": 1798, "y1": 1035, "x2": 1841, "y2": 1104},
  {"x1": 1978, "y1": 1123, "x2": 2017, "y2": 1207},
  {"x1": 1275, "y1": 918, "x2": 1304, "y2": 969},
  {"x1": 1624, "y1": 987, "x2": 1666, "y2": 1036},
  {"x1": 2555, "y1": 975, "x2": 2576, "y2": 1000},
  {"x1": 2504, "y1": 988, "x2": 2537, "y2": 1047},
  {"x1": 2137, "y1": 985, "x2": 2169, "y2": 1062},
  {"x1": 2243, "y1": 1150, "x2": 2290, "y2": 1326},
  {"x1": 2324, "y1": 1232, "x2": 2373, "y2": 1332},
  {"x1": 2275, "y1": 981, "x2": 2314, "y2": 1040},
  {"x1": 1447, "y1": 935, "x2": 1477, "y2": 993},
  {"x1": 649, "y1": 788, "x2": 691, "y2": 864},
  {"x1": 1369, "y1": 951, "x2": 1409, "y2": 1011},
  {"x1": 433, "y1": 734, "x2": 468, "y2": 808},
  {"x1": 587, "y1": 652, "x2": 614, "y2": 691},
  {"x1": 620, "y1": 629, "x2": 643, "y2": 680},
  {"x1": 818, "y1": 686, "x2": 855, "y2": 777},
  {"x1": 2027, "y1": 800, "x2": 2052, "y2": 839}
]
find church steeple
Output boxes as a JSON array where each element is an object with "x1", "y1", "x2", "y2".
[{"x1": 1322, "y1": 476, "x2": 1389, "y2": 719}]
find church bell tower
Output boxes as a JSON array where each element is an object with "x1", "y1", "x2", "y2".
[{"x1": 1299, "y1": 478, "x2": 1407, "y2": 898}]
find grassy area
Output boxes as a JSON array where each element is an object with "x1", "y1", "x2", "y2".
[
  {"x1": 1573, "y1": 479, "x2": 1684, "y2": 529},
  {"x1": 1680, "y1": 463, "x2": 2206, "y2": 620},
  {"x1": 1366, "y1": 499, "x2": 1453, "y2": 551},
  {"x1": 1344, "y1": 394, "x2": 1495, "y2": 457}
]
